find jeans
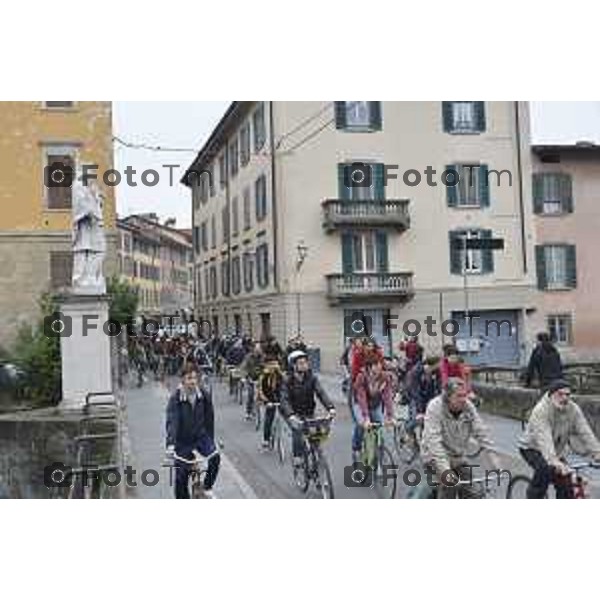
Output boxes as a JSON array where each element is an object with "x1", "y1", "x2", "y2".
[
  {"x1": 263, "y1": 404, "x2": 277, "y2": 443},
  {"x1": 174, "y1": 435, "x2": 221, "y2": 499},
  {"x1": 351, "y1": 403, "x2": 383, "y2": 453},
  {"x1": 519, "y1": 448, "x2": 574, "y2": 499},
  {"x1": 289, "y1": 412, "x2": 315, "y2": 458},
  {"x1": 245, "y1": 379, "x2": 256, "y2": 416}
]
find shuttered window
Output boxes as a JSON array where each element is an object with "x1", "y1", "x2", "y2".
[
  {"x1": 442, "y1": 101, "x2": 486, "y2": 133},
  {"x1": 532, "y1": 173, "x2": 573, "y2": 215},
  {"x1": 335, "y1": 102, "x2": 382, "y2": 131},
  {"x1": 536, "y1": 244, "x2": 577, "y2": 290},
  {"x1": 50, "y1": 251, "x2": 73, "y2": 290}
]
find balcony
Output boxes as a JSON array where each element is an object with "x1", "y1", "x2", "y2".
[
  {"x1": 322, "y1": 199, "x2": 410, "y2": 233},
  {"x1": 325, "y1": 272, "x2": 414, "y2": 304}
]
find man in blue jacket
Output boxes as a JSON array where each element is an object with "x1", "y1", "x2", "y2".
[{"x1": 166, "y1": 365, "x2": 220, "y2": 498}]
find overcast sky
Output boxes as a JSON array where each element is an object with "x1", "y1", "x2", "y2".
[{"x1": 113, "y1": 101, "x2": 600, "y2": 228}]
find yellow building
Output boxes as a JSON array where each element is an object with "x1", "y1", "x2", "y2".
[{"x1": 0, "y1": 101, "x2": 117, "y2": 346}]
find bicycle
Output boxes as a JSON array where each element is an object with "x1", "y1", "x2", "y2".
[
  {"x1": 433, "y1": 471, "x2": 510, "y2": 499},
  {"x1": 228, "y1": 367, "x2": 244, "y2": 403},
  {"x1": 291, "y1": 416, "x2": 335, "y2": 499},
  {"x1": 358, "y1": 421, "x2": 397, "y2": 499},
  {"x1": 506, "y1": 460, "x2": 600, "y2": 499},
  {"x1": 162, "y1": 452, "x2": 211, "y2": 499},
  {"x1": 260, "y1": 402, "x2": 287, "y2": 464},
  {"x1": 393, "y1": 404, "x2": 483, "y2": 466}
]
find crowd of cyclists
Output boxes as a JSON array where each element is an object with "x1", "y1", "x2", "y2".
[{"x1": 123, "y1": 325, "x2": 600, "y2": 499}]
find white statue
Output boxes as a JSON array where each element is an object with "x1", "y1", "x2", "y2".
[{"x1": 72, "y1": 176, "x2": 106, "y2": 295}]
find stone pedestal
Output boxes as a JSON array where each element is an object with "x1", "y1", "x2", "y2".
[{"x1": 60, "y1": 295, "x2": 113, "y2": 410}]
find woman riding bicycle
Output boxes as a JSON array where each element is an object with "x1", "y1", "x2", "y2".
[
  {"x1": 257, "y1": 351, "x2": 284, "y2": 448},
  {"x1": 351, "y1": 356, "x2": 395, "y2": 462}
]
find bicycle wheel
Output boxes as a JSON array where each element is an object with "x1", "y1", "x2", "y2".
[
  {"x1": 276, "y1": 426, "x2": 287, "y2": 465},
  {"x1": 292, "y1": 454, "x2": 309, "y2": 493},
  {"x1": 374, "y1": 444, "x2": 397, "y2": 499},
  {"x1": 315, "y1": 447, "x2": 335, "y2": 499},
  {"x1": 393, "y1": 420, "x2": 418, "y2": 464},
  {"x1": 254, "y1": 403, "x2": 262, "y2": 431},
  {"x1": 506, "y1": 474, "x2": 533, "y2": 499}
]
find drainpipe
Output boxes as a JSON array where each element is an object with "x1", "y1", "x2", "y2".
[
  {"x1": 515, "y1": 101, "x2": 528, "y2": 274},
  {"x1": 269, "y1": 101, "x2": 279, "y2": 292}
]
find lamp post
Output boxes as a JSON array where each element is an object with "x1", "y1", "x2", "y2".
[{"x1": 295, "y1": 240, "x2": 308, "y2": 337}]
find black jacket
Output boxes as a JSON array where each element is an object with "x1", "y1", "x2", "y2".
[
  {"x1": 280, "y1": 371, "x2": 334, "y2": 418},
  {"x1": 166, "y1": 386, "x2": 215, "y2": 451},
  {"x1": 525, "y1": 343, "x2": 563, "y2": 388}
]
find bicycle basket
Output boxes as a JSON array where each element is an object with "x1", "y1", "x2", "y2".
[{"x1": 303, "y1": 419, "x2": 331, "y2": 441}]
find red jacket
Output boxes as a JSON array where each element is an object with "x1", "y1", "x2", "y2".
[{"x1": 440, "y1": 358, "x2": 472, "y2": 390}]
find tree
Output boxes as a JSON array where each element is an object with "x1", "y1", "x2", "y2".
[{"x1": 107, "y1": 276, "x2": 139, "y2": 325}]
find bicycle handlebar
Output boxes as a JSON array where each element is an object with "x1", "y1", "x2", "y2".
[{"x1": 565, "y1": 461, "x2": 600, "y2": 472}]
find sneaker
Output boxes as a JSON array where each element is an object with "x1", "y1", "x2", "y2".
[
  {"x1": 292, "y1": 456, "x2": 304, "y2": 469},
  {"x1": 262, "y1": 440, "x2": 270, "y2": 449},
  {"x1": 244, "y1": 413, "x2": 253, "y2": 421},
  {"x1": 202, "y1": 489, "x2": 216, "y2": 499}
]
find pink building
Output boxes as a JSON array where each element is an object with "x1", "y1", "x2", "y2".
[{"x1": 532, "y1": 143, "x2": 600, "y2": 361}]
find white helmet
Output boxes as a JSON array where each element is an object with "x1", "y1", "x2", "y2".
[{"x1": 287, "y1": 350, "x2": 308, "y2": 368}]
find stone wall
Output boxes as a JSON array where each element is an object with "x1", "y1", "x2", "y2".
[{"x1": 475, "y1": 382, "x2": 600, "y2": 438}]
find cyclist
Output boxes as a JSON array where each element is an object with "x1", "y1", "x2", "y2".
[
  {"x1": 518, "y1": 379, "x2": 600, "y2": 498},
  {"x1": 420, "y1": 377, "x2": 501, "y2": 498},
  {"x1": 165, "y1": 364, "x2": 220, "y2": 499},
  {"x1": 241, "y1": 341, "x2": 264, "y2": 419},
  {"x1": 351, "y1": 356, "x2": 395, "y2": 461},
  {"x1": 405, "y1": 355, "x2": 441, "y2": 439},
  {"x1": 257, "y1": 351, "x2": 285, "y2": 448},
  {"x1": 280, "y1": 350, "x2": 336, "y2": 468}
]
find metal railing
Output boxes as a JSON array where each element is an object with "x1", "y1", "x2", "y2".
[
  {"x1": 326, "y1": 272, "x2": 414, "y2": 301},
  {"x1": 322, "y1": 199, "x2": 410, "y2": 232},
  {"x1": 66, "y1": 391, "x2": 122, "y2": 499}
]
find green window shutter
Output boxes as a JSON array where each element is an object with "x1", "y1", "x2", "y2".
[
  {"x1": 479, "y1": 164, "x2": 490, "y2": 207},
  {"x1": 566, "y1": 244, "x2": 577, "y2": 288},
  {"x1": 376, "y1": 232, "x2": 388, "y2": 272},
  {"x1": 369, "y1": 102, "x2": 382, "y2": 130},
  {"x1": 532, "y1": 174, "x2": 544, "y2": 214},
  {"x1": 449, "y1": 231, "x2": 462, "y2": 274},
  {"x1": 535, "y1": 245, "x2": 547, "y2": 290},
  {"x1": 475, "y1": 102, "x2": 486, "y2": 132},
  {"x1": 338, "y1": 163, "x2": 350, "y2": 200},
  {"x1": 560, "y1": 173, "x2": 574, "y2": 213},
  {"x1": 341, "y1": 233, "x2": 354, "y2": 274},
  {"x1": 446, "y1": 164, "x2": 458, "y2": 207},
  {"x1": 374, "y1": 163, "x2": 385, "y2": 200},
  {"x1": 481, "y1": 229, "x2": 494, "y2": 273},
  {"x1": 442, "y1": 102, "x2": 453, "y2": 132},
  {"x1": 334, "y1": 101, "x2": 347, "y2": 130}
]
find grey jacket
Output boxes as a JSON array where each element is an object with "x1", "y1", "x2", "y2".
[
  {"x1": 519, "y1": 393, "x2": 600, "y2": 466},
  {"x1": 421, "y1": 395, "x2": 498, "y2": 473}
]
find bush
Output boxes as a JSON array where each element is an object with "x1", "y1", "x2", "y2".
[
  {"x1": 8, "y1": 281, "x2": 139, "y2": 407},
  {"x1": 10, "y1": 295, "x2": 61, "y2": 406}
]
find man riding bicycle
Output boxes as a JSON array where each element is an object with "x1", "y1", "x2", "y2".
[
  {"x1": 280, "y1": 350, "x2": 336, "y2": 468},
  {"x1": 420, "y1": 377, "x2": 501, "y2": 498},
  {"x1": 519, "y1": 379, "x2": 600, "y2": 498},
  {"x1": 165, "y1": 365, "x2": 220, "y2": 499},
  {"x1": 351, "y1": 356, "x2": 395, "y2": 462}
]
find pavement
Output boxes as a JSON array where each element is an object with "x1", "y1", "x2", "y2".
[{"x1": 122, "y1": 371, "x2": 600, "y2": 499}]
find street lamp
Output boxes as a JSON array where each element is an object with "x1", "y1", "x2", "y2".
[{"x1": 295, "y1": 241, "x2": 308, "y2": 337}]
